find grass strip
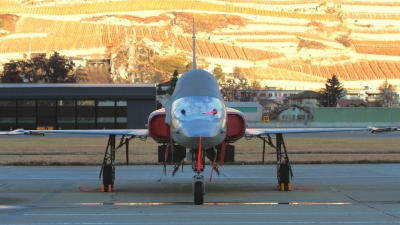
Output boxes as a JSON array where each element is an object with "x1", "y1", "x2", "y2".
[{"x1": 1, "y1": 137, "x2": 400, "y2": 165}]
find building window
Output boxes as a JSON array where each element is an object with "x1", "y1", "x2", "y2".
[
  {"x1": 97, "y1": 117, "x2": 115, "y2": 123},
  {"x1": 58, "y1": 100, "x2": 75, "y2": 106},
  {"x1": 77, "y1": 100, "x2": 95, "y2": 106},
  {"x1": 18, "y1": 100, "x2": 36, "y2": 107},
  {"x1": 117, "y1": 100, "x2": 127, "y2": 106},
  {"x1": 0, "y1": 117, "x2": 16, "y2": 123},
  {"x1": 18, "y1": 117, "x2": 36, "y2": 123},
  {"x1": 117, "y1": 117, "x2": 127, "y2": 123},
  {"x1": 57, "y1": 117, "x2": 75, "y2": 123},
  {"x1": 297, "y1": 115, "x2": 305, "y2": 120},
  {"x1": 0, "y1": 100, "x2": 16, "y2": 106},
  {"x1": 77, "y1": 117, "x2": 95, "y2": 123},
  {"x1": 38, "y1": 100, "x2": 56, "y2": 107},
  {"x1": 97, "y1": 100, "x2": 115, "y2": 107}
]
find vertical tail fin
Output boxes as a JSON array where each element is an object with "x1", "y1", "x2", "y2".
[{"x1": 192, "y1": 18, "x2": 197, "y2": 70}]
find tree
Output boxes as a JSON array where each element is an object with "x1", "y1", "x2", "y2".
[
  {"x1": 81, "y1": 64, "x2": 111, "y2": 84},
  {"x1": 154, "y1": 56, "x2": 186, "y2": 75},
  {"x1": 249, "y1": 79, "x2": 262, "y2": 90},
  {"x1": 318, "y1": 74, "x2": 345, "y2": 107},
  {"x1": 0, "y1": 60, "x2": 24, "y2": 83},
  {"x1": 156, "y1": 100, "x2": 163, "y2": 109},
  {"x1": 378, "y1": 79, "x2": 398, "y2": 107},
  {"x1": 211, "y1": 64, "x2": 226, "y2": 83},
  {"x1": 1, "y1": 51, "x2": 85, "y2": 83},
  {"x1": 45, "y1": 51, "x2": 75, "y2": 83},
  {"x1": 220, "y1": 71, "x2": 250, "y2": 101},
  {"x1": 23, "y1": 53, "x2": 47, "y2": 83},
  {"x1": 157, "y1": 84, "x2": 163, "y2": 95},
  {"x1": 168, "y1": 70, "x2": 179, "y2": 95},
  {"x1": 73, "y1": 66, "x2": 89, "y2": 83},
  {"x1": 185, "y1": 62, "x2": 193, "y2": 72}
]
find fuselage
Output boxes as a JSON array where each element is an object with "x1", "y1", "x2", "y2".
[
  {"x1": 164, "y1": 69, "x2": 227, "y2": 149},
  {"x1": 170, "y1": 95, "x2": 227, "y2": 149}
]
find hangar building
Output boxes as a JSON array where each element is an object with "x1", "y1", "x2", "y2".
[{"x1": 0, "y1": 84, "x2": 156, "y2": 131}]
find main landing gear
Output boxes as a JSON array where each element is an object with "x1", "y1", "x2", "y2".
[
  {"x1": 99, "y1": 134, "x2": 137, "y2": 192},
  {"x1": 252, "y1": 133, "x2": 293, "y2": 191}
]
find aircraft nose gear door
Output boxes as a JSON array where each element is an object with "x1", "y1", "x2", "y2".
[{"x1": 192, "y1": 137, "x2": 205, "y2": 205}]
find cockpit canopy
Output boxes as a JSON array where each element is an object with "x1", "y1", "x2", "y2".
[{"x1": 171, "y1": 96, "x2": 227, "y2": 130}]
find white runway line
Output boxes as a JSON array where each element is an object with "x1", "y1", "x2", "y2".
[{"x1": 1, "y1": 221, "x2": 400, "y2": 225}]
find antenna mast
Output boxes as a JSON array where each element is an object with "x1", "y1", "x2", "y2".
[{"x1": 192, "y1": 18, "x2": 197, "y2": 70}]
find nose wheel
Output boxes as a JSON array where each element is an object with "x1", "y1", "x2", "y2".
[
  {"x1": 193, "y1": 175, "x2": 204, "y2": 205},
  {"x1": 192, "y1": 144, "x2": 205, "y2": 205}
]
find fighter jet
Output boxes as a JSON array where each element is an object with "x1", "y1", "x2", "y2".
[{"x1": 1, "y1": 20, "x2": 396, "y2": 205}]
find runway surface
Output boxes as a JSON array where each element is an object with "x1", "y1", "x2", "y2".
[{"x1": 1, "y1": 164, "x2": 400, "y2": 224}]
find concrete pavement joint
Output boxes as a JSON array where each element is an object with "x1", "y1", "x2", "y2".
[
  {"x1": 109, "y1": 192, "x2": 118, "y2": 201},
  {"x1": 1, "y1": 221, "x2": 400, "y2": 224},
  {"x1": 323, "y1": 182, "x2": 400, "y2": 220},
  {"x1": 0, "y1": 182, "x2": 73, "y2": 223},
  {"x1": 218, "y1": 170, "x2": 234, "y2": 184}
]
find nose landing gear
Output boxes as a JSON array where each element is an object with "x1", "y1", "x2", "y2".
[
  {"x1": 193, "y1": 174, "x2": 204, "y2": 205},
  {"x1": 192, "y1": 141, "x2": 205, "y2": 205}
]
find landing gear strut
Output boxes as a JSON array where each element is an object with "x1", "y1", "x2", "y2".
[
  {"x1": 100, "y1": 135, "x2": 116, "y2": 192},
  {"x1": 192, "y1": 148, "x2": 205, "y2": 205},
  {"x1": 276, "y1": 134, "x2": 292, "y2": 191},
  {"x1": 256, "y1": 133, "x2": 293, "y2": 191},
  {"x1": 99, "y1": 134, "x2": 134, "y2": 192}
]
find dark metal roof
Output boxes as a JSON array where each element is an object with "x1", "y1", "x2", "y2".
[
  {"x1": 291, "y1": 91, "x2": 319, "y2": 100},
  {"x1": 335, "y1": 99, "x2": 381, "y2": 107},
  {"x1": 0, "y1": 83, "x2": 156, "y2": 100}
]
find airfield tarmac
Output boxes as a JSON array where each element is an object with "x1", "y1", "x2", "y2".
[{"x1": 0, "y1": 164, "x2": 399, "y2": 224}]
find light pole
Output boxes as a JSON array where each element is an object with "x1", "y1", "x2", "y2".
[
  {"x1": 327, "y1": 91, "x2": 329, "y2": 107},
  {"x1": 327, "y1": 86, "x2": 331, "y2": 107}
]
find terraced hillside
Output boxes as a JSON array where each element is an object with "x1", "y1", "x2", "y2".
[{"x1": 0, "y1": 0, "x2": 400, "y2": 88}]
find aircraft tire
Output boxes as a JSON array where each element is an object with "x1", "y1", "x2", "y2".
[
  {"x1": 103, "y1": 165, "x2": 113, "y2": 186},
  {"x1": 279, "y1": 164, "x2": 290, "y2": 183},
  {"x1": 194, "y1": 181, "x2": 204, "y2": 205}
]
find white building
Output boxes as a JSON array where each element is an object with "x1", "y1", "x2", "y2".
[{"x1": 225, "y1": 102, "x2": 262, "y2": 122}]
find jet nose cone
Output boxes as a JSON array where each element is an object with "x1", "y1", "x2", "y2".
[
  {"x1": 180, "y1": 119, "x2": 220, "y2": 138},
  {"x1": 175, "y1": 119, "x2": 225, "y2": 149}
]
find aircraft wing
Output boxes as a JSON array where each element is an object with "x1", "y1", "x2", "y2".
[
  {"x1": 0, "y1": 129, "x2": 149, "y2": 137},
  {"x1": 245, "y1": 127, "x2": 397, "y2": 136}
]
